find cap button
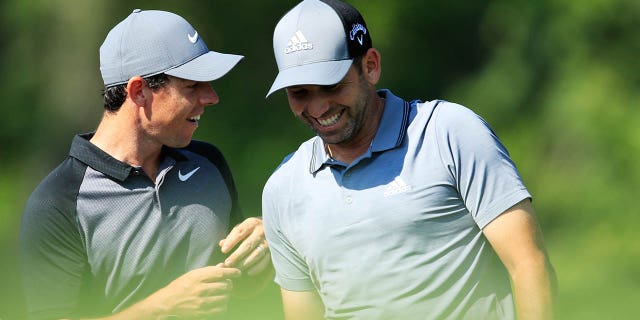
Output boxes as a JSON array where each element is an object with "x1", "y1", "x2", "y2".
[{"x1": 132, "y1": 9, "x2": 142, "y2": 13}]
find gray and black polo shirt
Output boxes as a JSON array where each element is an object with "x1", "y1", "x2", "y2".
[{"x1": 20, "y1": 133, "x2": 243, "y2": 319}]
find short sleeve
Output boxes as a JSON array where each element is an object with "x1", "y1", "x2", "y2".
[
  {"x1": 433, "y1": 103, "x2": 531, "y2": 228},
  {"x1": 20, "y1": 161, "x2": 90, "y2": 319},
  {"x1": 262, "y1": 164, "x2": 316, "y2": 292}
]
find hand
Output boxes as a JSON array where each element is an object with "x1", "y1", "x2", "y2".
[
  {"x1": 219, "y1": 217, "x2": 271, "y2": 276},
  {"x1": 149, "y1": 265, "x2": 241, "y2": 319}
]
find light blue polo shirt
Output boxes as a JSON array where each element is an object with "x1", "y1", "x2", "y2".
[{"x1": 263, "y1": 89, "x2": 530, "y2": 319}]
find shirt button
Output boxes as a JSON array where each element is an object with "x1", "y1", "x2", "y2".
[{"x1": 345, "y1": 196, "x2": 353, "y2": 204}]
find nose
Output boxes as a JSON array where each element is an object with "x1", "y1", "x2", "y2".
[
  {"x1": 201, "y1": 83, "x2": 219, "y2": 106},
  {"x1": 306, "y1": 96, "x2": 331, "y2": 118}
]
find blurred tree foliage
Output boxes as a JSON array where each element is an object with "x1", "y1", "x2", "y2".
[{"x1": 1, "y1": 0, "x2": 638, "y2": 319}]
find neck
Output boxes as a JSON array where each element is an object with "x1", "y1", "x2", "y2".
[
  {"x1": 90, "y1": 111, "x2": 162, "y2": 182},
  {"x1": 325, "y1": 140, "x2": 369, "y2": 164},
  {"x1": 325, "y1": 94, "x2": 385, "y2": 164}
]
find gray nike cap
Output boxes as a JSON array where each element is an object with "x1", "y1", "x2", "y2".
[
  {"x1": 100, "y1": 9, "x2": 244, "y2": 87},
  {"x1": 266, "y1": 0, "x2": 372, "y2": 97}
]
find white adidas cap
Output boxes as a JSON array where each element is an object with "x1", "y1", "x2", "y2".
[{"x1": 266, "y1": 0, "x2": 372, "y2": 97}]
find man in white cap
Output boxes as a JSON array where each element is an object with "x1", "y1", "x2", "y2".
[
  {"x1": 263, "y1": 1, "x2": 556, "y2": 319},
  {"x1": 20, "y1": 9, "x2": 272, "y2": 319}
]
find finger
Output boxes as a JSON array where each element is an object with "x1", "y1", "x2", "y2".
[
  {"x1": 220, "y1": 219, "x2": 254, "y2": 253},
  {"x1": 196, "y1": 265, "x2": 241, "y2": 281},
  {"x1": 239, "y1": 243, "x2": 270, "y2": 270},
  {"x1": 246, "y1": 252, "x2": 272, "y2": 277},
  {"x1": 223, "y1": 238, "x2": 264, "y2": 267},
  {"x1": 204, "y1": 305, "x2": 229, "y2": 318},
  {"x1": 220, "y1": 218, "x2": 262, "y2": 253},
  {"x1": 200, "y1": 294, "x2": 232, "y2": 316},
  {"x1": 202, "y1": 279, "x2": 234, "y2": 295},
  {"x1": 218, "y1": 267, "x2": 242, "y2": 279}
]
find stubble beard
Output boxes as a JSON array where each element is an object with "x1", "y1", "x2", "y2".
[{"x1": 315, "y1": 81, "x2": 371, "y2": 146}]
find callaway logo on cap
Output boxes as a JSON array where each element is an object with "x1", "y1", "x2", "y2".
[
  {"x1": 100, "y1": 9, "x2": 244, "y2": 87},
  {"x1": 266, "y1": 0, "x2": 372, "y2": 97}
]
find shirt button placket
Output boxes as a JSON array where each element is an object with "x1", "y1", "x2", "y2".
[
  {"x1": 343, "y1": 169, "x2": 353, "y2": 205},
  {"x1": 345, "y1": 196, "x2": 353, "y2": 204}
]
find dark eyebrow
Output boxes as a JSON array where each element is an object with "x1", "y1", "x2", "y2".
[{"x1": 322, "y1": 80, "x2": 353, "y2": 89}]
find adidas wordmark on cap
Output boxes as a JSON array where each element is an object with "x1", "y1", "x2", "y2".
[
  {"x1": 266, "y1": 0, "x2": 372, "y2": 97},
  {"x1": 100, "y1": 9, "x2": 244, "y2": 87}
]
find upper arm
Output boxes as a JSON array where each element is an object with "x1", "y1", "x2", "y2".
[
  {"x1": 263, "y1": 175, "x2": 317, "y2": 292},
  {"x1": 280, "y1": 289, "x2": 325, "y2": 320},
  {"x1": 482, "y1": 199, "x2": 552, "y2": 275},
  {"x1": 20, "y1": 173, "x2": 88, "y2": 319},
  {"x1": 483, "y1": 198, "x2": 557, "y2": 319},
  {"x1": 435, "y1": 104, "x2": 530, "y2": 226}
]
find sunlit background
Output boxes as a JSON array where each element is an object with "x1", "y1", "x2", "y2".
[{"x1": 1, "y1": 0, "x2": 638, "y2": 319}]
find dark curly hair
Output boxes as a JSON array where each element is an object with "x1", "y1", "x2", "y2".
[{"x1": 102, "y1": 73, "x2": 169, "y2": 112}]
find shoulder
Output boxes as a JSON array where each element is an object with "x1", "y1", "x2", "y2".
[
  {"x1": 429, "y1": 101, "x2": 485, "y2": 126},
  {"x1": 182, "y1": 140, "x2": 226, "y2": 163},
  {"x1": 21, "y1": 157, "x2": 86, "y2": 246},
  {"x1": 264, "y1": 137, "x2": 316, "y2": 190},
  {"x1": 24, "y1": 157, "x2": 87, "y2": 219},
  {"x1": 419, "y1": 100, "x2": 496, "y2": 141},
  {"x1": 273, "y1": 137, "x2": 316, "y2": 173},
  {"x1": 179, "y1": 139, "x2": 237, "y2": 190},
  {"x1": 175, "y1": 140, "x2": 233, "y2": 176}
]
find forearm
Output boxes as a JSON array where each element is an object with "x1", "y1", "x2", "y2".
[
  {"x1": 511, "y1": 256, "x2": 557, "y2": 320},
  {"x1": 70, "y1": 293, "x2": 172, "y2": 320},
  {"x1": 74, "y1": 266, "x2": 239, "y2": 320}
]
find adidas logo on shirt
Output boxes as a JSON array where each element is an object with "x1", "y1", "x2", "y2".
[
  {"x1": 384, "y1": 177, "x2": 412, "y2": 197},
  {"x1": 285, "y1": 30, "x2": 313, "y2": 54}
]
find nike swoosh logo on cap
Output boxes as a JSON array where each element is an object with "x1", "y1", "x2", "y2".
[
  {"x1": 188, "y1": 31, "x2": 198, "y2": 44},
  {"x1": 178, "y1": 167, "x2": 200, "y2": 181}
]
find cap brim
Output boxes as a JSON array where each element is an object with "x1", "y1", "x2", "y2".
[
  {"x1": 266, "y1": 59, "x2": 353, "y2": 98},
  {"x1": 165, "y1": 51, "x2": 244, "y2": 82}
]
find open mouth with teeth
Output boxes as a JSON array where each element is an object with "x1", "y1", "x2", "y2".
[
  {"x1": 187, "y1": 115, "x2": 201, "y2": 123},
  {"x1": 317, "y1": 110, "x2": 344, "y2": 127}
]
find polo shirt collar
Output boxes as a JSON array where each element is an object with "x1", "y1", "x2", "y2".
[
  {"x1": 371, "y1": 89, "x2": 410, "y2": 153},
  {"x1": 69, "y1": 133, "x2": 188, "y2": 182},
  {"x1": 309, "y1": 89, "x2": 410, "y2": 173}
]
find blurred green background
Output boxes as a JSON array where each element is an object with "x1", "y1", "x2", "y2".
[{"x1": 1, "y1": 0, "x2": 638, "y2": 319}]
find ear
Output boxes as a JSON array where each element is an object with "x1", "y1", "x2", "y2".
[
  {"x1": 126, "y1": 76, "x2": 147, "y2": 106},
  {"x1": 361, "y1": 48, "x2": 382, "y2": 85}
]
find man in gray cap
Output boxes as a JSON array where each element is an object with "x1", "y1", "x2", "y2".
[
  {"x1": 20, "y1": 9, "x2": 272, "y2": 319},
  {"x1": 263, "y1": 1, "x2": 556, "y2": 319}
]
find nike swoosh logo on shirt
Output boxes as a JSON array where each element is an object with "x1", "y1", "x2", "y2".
[
  {"x1": 188, "y1": 31, "x2": 198, "y2": 44},
  {"x1": 178, "y1": 167, "x2": 200, "y2": 182}
]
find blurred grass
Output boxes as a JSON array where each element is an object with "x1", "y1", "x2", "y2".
[
  {"x1": 551, "y1": 224, "x2": 640, "y2": 319},
  {"x1": 0, "y1": 164, "x2": 30, "y2": 319}
]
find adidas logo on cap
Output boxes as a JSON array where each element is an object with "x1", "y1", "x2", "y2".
[
  {"x1": 267, "y1": 0, "x2": 373, "y2": 97},
  {"x1": 285, "y1": 30, "x2": 313, "y2": 54}
]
